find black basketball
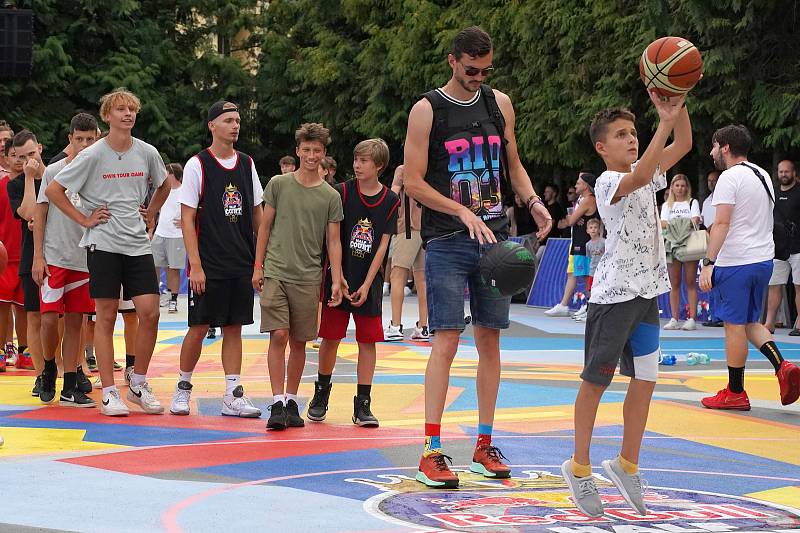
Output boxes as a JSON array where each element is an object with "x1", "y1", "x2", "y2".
[{"x1": 479, "y1": 241, "x2": 536, "y2": 297}]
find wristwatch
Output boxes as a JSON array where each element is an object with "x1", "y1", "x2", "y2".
[{"x1": 702, "y1": 257, "x2": 715, "y2": 267}]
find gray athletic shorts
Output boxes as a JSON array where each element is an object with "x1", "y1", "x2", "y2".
[
  {"x1": 582, "y1": 296, "x2": 661, "y2": 386},
  {"x1": 152, "y1": 235, "x2": 186, "y2": 269}
]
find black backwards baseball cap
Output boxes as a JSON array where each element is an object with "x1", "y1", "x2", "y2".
[
  {"x1": 579, "y1": 172, "x2": 597, "y2": 191},
  {"x1": 207, "y1": 101, "x2": 238, "y2": 122}
]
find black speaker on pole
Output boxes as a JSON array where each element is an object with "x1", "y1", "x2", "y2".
[{"x1": 0, "y1": 8, "x2": 33, "y2": 79}]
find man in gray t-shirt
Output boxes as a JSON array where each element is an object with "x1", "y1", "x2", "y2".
[
  {"x1": 32, "y1": 113, "x2": 99, "y2": 408},
  {"x1": 45, "y1": 89, "x2": 171, "y2": 418}
]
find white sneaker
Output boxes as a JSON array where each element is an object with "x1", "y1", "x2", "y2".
[
  {"x1": 93, "y1": 376, "x2": 103, "y2": 389},
  {"x1": 411, "y1": 323, "x2": 430, "y2": 341},
  {"x1": 170, "y1": 381, "x2": 192, "y2": 415},
  {"x1": 574, "y1": 314, "x2": 587, "y2": 323},
  {"x1": 544, "y1": 304, "x2": 570, "y2": 317},
  {"x1": 571, "y1": 304, "x2": 587, "y2": 317},
  {"x1": 663, "y1": 318, "x2": 680, "y2": 330},
  {"x1": 681, "y1": 318, "x2": 696, "y2": 331},
  {"x1": 127, "y1": 381, "x2": 165, "y2": 414},
  {"x1": 403, "y1": 286, "x2": 412, "y2": 296},
  {"x1": 384, "y1": 323, "x2": 403, "y2": 341},
  {"x1": 222, "y1": 386, "x2": 262, "y2": 418},
  {"x1": 101, "y1": 389, "x2": 130, "y2": 417},
  {"x1": 159, "y1": 293, "x2": 169, "y2": 307}
]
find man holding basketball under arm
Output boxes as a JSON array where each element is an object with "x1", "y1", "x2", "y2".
[{"x1": 403, "y1": 26, "x2": 552, "y2": 488}]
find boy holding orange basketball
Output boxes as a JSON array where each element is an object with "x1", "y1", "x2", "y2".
[{"x1": 562, "y1": 90, "x2": 691, "y2": 517}]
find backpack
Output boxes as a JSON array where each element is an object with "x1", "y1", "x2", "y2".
[{"x1": 421, "y1": 84, "x2": 514, "y2": 210}]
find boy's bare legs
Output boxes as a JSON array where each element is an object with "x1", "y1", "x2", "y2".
[
  {"x1": 572, "y1": 380, "x2": 606, "y2": 466},
  {"x1": 620, "y1": 378, "x2": 656, "y2": 464},
  {"x1": 356, "y1": 342, "x2": 376, "y2": 385},
  {"x1": 286, "y1": 338, "x2": 307, "y2": 396},
  {"x1": 94, "y1": 299, "x2": 120, "y2": 388},
  {"x1": 317, "y1": 338, "x2": 338, "y2": 376},
  {"x1": 267, "y1": 329, "x2": 290, "y2": 398},
  {"x1": 414, "y1": 269, "x2": 428, "y2": 327}
]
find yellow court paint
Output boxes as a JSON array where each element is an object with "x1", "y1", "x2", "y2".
[
  {"x1": 0, "y1": 427, "x2": 126, "y2": 457},
  {"x1": 746, "y1": 486, "x2": 800, "y2": 508}
]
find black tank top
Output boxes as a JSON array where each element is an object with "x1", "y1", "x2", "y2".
[
  {"x1": 194, "y1": 149, "x2": 256, "y2": 279},
  {"x1": 421, "y1": 86, "x2": 509, "y2": 241},
  {"x1": 571, "y1": 203, "x2": 600, "y2": 255}
]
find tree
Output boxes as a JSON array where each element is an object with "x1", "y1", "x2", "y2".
[{"x1": 0, "y1": 0, "x2": 259, "y2": 164}]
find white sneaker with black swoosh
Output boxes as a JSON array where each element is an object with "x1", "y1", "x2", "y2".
[
  {"x1": 100, "y1": 389, "x2": 130, "y2": 417},
  {"x1": 127, "y1": 381, "x2": 165, "y2": 414}
]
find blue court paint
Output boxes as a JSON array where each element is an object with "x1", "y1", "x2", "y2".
[{"x1": 196, "y1": 448, "x2": 396, "y2": 500}]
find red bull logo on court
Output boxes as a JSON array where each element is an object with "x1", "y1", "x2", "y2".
[{"x1": 346, "y1": 470, "x2": 800, "y2": 532}]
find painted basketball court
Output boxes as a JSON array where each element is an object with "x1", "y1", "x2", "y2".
[{"x1": 0, "y1": 297, "x2": 798, "y2": 532}]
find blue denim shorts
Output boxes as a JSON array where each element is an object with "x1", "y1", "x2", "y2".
[{"x1": 425, "y1": 231, "x2": 511, "y2": 332}]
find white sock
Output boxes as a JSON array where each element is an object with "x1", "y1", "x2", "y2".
[
  {"x1": 102, "y1": 385, "x2": 118, "y2": 396},
  {"x1": 225, "y1": 375, "x2": 240, "y2": 395},
  {"x1": 130, "y1": 372, "x2": 146, "y2": 388},
  {"x1": 270, "y1": 395, "x2": 283, "y2": 406},
  {"x1": 179, "y1": 370, "x2": 193, "y2": 384},
  {"x1": 285, "y1": 393, "x2": 297, "y2": 405}
]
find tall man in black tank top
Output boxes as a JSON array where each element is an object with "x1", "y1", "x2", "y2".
[
  {"x1": 404, "y1": 26, "x2": 553, "y2": 488},
  {"x1": 171, "y1": 101, "x2": 264, "y2": 418}
]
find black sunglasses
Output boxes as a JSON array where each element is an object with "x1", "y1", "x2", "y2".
[{"x1": 462, "y1": 64, "x2": 494, "y2": 77}]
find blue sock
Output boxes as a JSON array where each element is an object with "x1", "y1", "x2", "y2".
[{"x1": 477, "y1": 424, "x2": 493, "y2": 447}]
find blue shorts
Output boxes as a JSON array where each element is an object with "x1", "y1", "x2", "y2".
[
  {"x1": 568, "y1": 254, "x2": 591, "y2": 277},
  {"x1": 425, "y1": 231, "x2": 511, "y2": 332},
  {"x1": 712, "y1": 260, "x2": 772, "y2": 325}
]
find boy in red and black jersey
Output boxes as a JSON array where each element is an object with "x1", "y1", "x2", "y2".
[{"x1": 309, "y1": 139, "x2": 399, "y2": 427}]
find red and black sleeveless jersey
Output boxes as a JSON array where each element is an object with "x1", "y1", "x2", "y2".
[
  {"x1": 324, "y1": 179, "x2": 399, "y2": 316},
  {"x1": 195, "y1": 149, "x2": 256, "y2": 280}
]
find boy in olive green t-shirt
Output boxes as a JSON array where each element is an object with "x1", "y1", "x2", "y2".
[{"x1": 253, "y1": 122, "x2": 344, "y2": 431}]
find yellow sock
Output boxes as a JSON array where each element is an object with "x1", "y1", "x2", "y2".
[
  {"x1": 619, "y1": 454, "x2": 638, "y2": 475},
  {"x1": 570, "y1": 457, "x2": 592, "y2": 478}
]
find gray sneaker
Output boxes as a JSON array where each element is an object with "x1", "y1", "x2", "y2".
[
  {"x1": 561, "y1": 459, "x2": 604, "y2": 517},
  {"x1": 602, "y1": 457, "x2": 647, "y2": 515}
]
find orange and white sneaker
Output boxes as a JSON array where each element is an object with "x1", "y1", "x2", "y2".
[
  {"x1": 416, "y1": 452, "x2": 459, "y2": 488},
  {"x1": 776, "y1": 360, "x2": 800, "y2": 405},
  {"x1": 470, "y1": 445, "x2": 512, "y2": 478},
  {"x1": 701, "y1": 386, "x2": 751, "y2": 410}
]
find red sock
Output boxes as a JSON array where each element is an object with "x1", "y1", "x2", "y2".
[
  {"x1": 424, "y1": 423, "x2": 441, "y2": 455},
  {"x1": 477, "y1": 433, "x2": 492, "y2": 448}
]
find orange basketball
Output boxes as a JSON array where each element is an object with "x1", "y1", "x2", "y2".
[
  {"x1": 0, "y1": 240, "x2": 7, "y2": 274},
  {"x1": 639, "y1": 36, "x2": 703, "y2": 97}
]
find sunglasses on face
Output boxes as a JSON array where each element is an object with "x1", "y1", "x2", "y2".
[{"x1": 462, "y1": 63, "x2": 494, "y2": 77}]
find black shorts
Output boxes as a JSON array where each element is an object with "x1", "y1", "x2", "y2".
[
  {"x1": 86, "y1": 249, "x2": 159, "y2": 300},
  {"x1": 582, "y1": 296, "x2": 660, "y2": 387},
  {"x1": 21, "y1": 273, "x2": 40, "y2": 313},
  {"x1": 188, "y1": 277, "x2": 254, "y2": 328}
]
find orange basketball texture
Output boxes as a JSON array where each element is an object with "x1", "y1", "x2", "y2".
[{"x1": 639, "y1": 37, "x2": 703, "y2": 97}]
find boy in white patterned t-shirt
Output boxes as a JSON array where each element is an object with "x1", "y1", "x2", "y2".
[{"x1": 561, "y1": 91, "x2": 692, "y2": 518}]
